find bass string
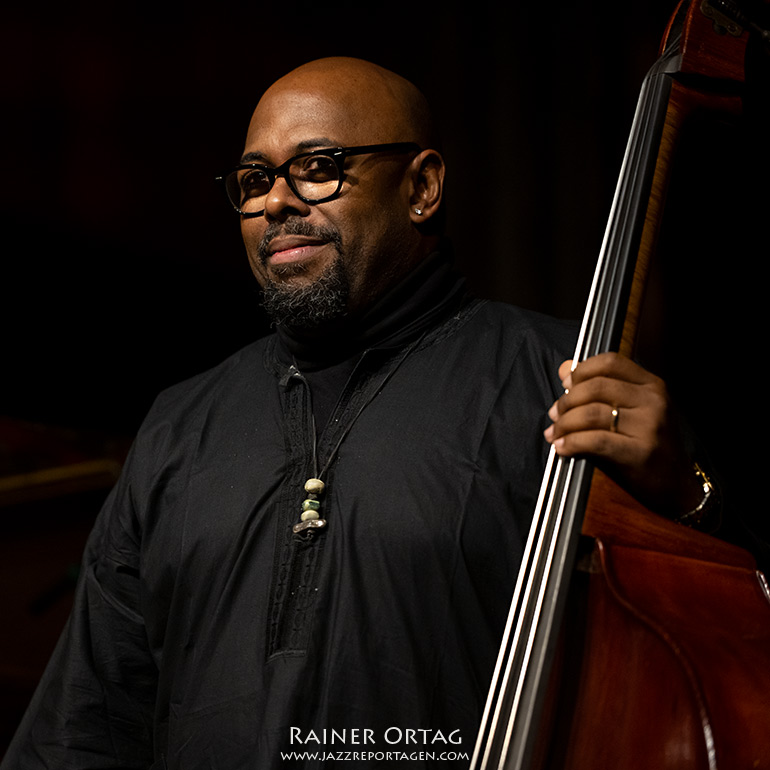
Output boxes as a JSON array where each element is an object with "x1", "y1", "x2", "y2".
[{"x1": 473, "y1": 450, "x2": 578, "y2": 769}]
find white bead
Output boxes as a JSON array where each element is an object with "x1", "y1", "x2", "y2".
[{"x1": 304, "y1": 478, "x2": 325, "y2": 495}]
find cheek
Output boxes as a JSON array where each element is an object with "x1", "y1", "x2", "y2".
[{"x1": 241, "y1": 222, "x2": 268, "y2": 286}]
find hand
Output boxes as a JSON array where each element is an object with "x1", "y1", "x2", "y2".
[{"x1": 543, "y1": 352, "x2": 703, "y2": 517}]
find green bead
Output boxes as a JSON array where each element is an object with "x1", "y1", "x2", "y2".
[
  {"x1": 300, "y1": 509, "x2": 320, "y2": 521},
  {"x1": 302, "y1": 499, "x2": 321, "y2": 512},
  {"x1": 304, "y1": 478, "x2": 325, "y2": 495}
]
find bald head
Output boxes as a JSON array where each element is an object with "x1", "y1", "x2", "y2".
[{"x1": 249, "y1": 57, "x2": 438, "y2": 152}]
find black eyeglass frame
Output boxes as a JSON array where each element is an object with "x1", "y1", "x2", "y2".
[{"x1": 217, "y1": 141, "x2": 421, "y2": 217}]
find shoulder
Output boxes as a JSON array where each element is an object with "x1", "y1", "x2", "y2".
[
  {"x1": 435, "y1": 298, "x2": 578, "y2": 364},
  {"x1": 472, "y1": 299, "x2": 577, "y2": 347},
  {"x1": 413, "y1": 298, "x2": 578, "y2": 405},
  {"x1": 132, "y1": 335, "x2": 275, "y2": 458},
  {"x1": 152, "y1": 336, "x2": 272, "y2": 414}
]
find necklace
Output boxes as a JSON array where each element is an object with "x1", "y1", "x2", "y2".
[{"x1": 291, "y1": 333, "x2": 427, "y2": 535}]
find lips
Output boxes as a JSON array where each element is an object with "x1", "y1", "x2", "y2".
[
  {"x1": 257, "y1": 219, "x2": 341, "y2": 270},
  {"x1": 266, "y1": 236, "x2": 328, "y2": 266}
]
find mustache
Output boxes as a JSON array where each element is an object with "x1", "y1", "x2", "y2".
[{"x1": 257, "y1": 218, "x2": 342, "y2": 264}]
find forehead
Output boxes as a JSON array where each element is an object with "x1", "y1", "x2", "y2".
[{"x1": 243, "y1": 77, "x2": 409, "y2": 162}]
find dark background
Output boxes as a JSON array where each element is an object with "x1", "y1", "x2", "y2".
[
  {"x1": 1, "y1": 0, "x2": 679, "y2": 436},
  {"x1": 1, "y1": 0, "x2": 767, "y2": 756}
]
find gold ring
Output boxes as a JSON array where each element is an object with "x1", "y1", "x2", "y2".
[{"x1": 610, "y1": 407, "x2": 619, "y2": 433}]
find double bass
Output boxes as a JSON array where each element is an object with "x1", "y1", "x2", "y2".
[{"x1": 472, "y1": 1, "x2": 770, "y2": 767}]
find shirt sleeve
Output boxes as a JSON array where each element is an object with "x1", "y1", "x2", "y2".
[{"x1": 2, "y1": 438, "x2": 160, "y2": 770}]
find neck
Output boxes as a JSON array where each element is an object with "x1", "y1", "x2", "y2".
[{"x1": 275, "y1": 246, "x2": 466, "y2": 370}]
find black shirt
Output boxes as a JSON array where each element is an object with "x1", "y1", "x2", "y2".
[{"x1": 3, "y1": 257, "x2": 576, "y2": 769}]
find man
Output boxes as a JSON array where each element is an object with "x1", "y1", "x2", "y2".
[{"x1": 3, "y1": 57, "x2": 707, "y2": 769}]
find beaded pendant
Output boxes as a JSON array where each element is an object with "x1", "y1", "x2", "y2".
[
  {"x1": 292, "y1": 478, "x2": 327, "y2": 534},
  {"x1": 286, "y1": 331, "x2": 426, "y2": 537}
]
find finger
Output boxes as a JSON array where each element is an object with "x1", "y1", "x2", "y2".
[
  {"x1": 546, "y1": 402, "x2": 633, "y2": 442},
  {"x1": 550, "y1": 428, "x2": 641, "y2": 464},
  {"x1": 569, "y1": 352, "x2": 658, "y2": 388},
  {"x1": 549, "y1": 376, "x2": 648, "y2": 421},
  {"x1": 557, "y1": 359, "x2": 574, "y2": 390}
]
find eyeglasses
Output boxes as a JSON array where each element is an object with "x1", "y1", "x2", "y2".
[{"x1": 217, "y1": 142, "x2": 421, "y2": 217}]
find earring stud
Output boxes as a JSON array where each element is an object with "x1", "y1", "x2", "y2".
[{"x1": 414, "y1": 208, "x2": 423, "y2": 215}]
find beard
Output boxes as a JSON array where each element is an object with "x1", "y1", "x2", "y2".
[
  {"x1": 258, "y1": 219, "x2": 350, "y2": 330},
  {"x1": 261, "y1": 257, "x2": 350, "y2": 330}
]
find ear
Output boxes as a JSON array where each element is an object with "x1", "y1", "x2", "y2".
[{"x1": 407, "y1": 149, "x2": 445, "y2": 224}]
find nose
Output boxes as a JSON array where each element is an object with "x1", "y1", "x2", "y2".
[{"x1": 263, "y1": 174, "x2": 311, "y2": 222}]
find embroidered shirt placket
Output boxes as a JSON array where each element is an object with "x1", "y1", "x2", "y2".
[
  {"x1": 267, "y1": 344, "x2": 422, "y2": 657},
  {"x1": 268, "y1": 365, "x2": 324, "y2": 656}
]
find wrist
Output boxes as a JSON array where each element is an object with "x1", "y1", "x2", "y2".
[{"x1": 675, "y1": 461, "x2": 721, "y2": 532}]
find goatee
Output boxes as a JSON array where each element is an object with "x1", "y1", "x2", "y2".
[
  {"x1": 261, "y1": 255, "x2": 350, "y2": 330},
  {"x1": 259, "y1": 218, "x2": 350, "y2": 330}
]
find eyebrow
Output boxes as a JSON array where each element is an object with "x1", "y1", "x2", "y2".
[{"x1": 239, "y1": 137, "x2": 338, "y2": 165}]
